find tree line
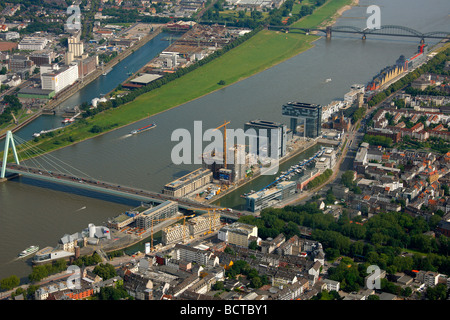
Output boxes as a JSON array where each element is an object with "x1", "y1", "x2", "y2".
[
  {"x1": 81, "y1": 25, "x2": 264, "y2": 119},
  {"x1": 238, "y1": 202, "x2": 450, "y2": 276}
]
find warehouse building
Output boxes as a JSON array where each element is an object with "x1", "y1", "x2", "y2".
[
  {"x1": 130, "y1": 73, "x2": 162, "y2": 85},
  {"x1": 17, "y1": 87, "x2": 55, "y2": 100},
  {"x1": 163, "y1": 168, "x2": 212, "y2": 197},
  {"x1": 18, "y1": 36, "x2": 49, "y2": 51},
  {"x1": 41, "y1": 64, "x2": 79, "y2": 93}
]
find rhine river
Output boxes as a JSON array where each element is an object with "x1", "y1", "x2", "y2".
[{"x1": 0, "y1": 0, "x2": 449, "y2": 281}]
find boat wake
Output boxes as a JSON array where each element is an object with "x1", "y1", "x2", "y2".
[
  {"x1": 119, "y1": 134, "x2": 133, "y2": 139},
  {"x1": 75, "y1": 206, "x2": 86, "y2": 212}
]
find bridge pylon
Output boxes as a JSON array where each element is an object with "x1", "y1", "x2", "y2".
[
  {"x1": 1, "y1": 130, "x2": 20, "y2": 179},
  {"x1": 326, "y1": 26, "x2": 332, "y2": 39}
]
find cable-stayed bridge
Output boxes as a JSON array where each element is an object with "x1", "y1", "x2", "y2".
[{"x1": 1, "y1": 131, "x2": 246, "y2": 219}]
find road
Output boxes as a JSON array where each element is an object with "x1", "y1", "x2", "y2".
[
  {"x1": 281, "y1": 104, "x2": 377, "y2": 207},
  {"x1": 2, "y1": 161, "x2": 251, "y2": 221}
]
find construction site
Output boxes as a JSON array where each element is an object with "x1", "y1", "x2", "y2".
[{"x1": 105, "y1": 201, "x2": 224, "y2": 253}]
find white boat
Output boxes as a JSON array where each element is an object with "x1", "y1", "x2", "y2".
[
  {"x1": 102, "y1": 68, "x2": 112, "y2": 76},
  {"x1": 18, "y1": 245, "x2": 39, "y2": 258}
]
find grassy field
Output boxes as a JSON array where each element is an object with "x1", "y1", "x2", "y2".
[
  {"x1": 291, "y1": 0, "x2": 353, "y2": 29},
  {"x1": 7, "y1": 0, "x2": 354, "y2": 160}
]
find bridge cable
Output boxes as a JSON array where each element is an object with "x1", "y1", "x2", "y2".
[
  {"x1": 12, "y1": 135, "x2": 88, "y2": 179},
  {"x1": 13, "y1": 136, "x2": 61, "y2": 177},
  {"x1": 13, "y1": 137, "x2": 46, "y2": 173},
  {"x1": 15, "y1": 137, "x2": 84, "y2": 179}
]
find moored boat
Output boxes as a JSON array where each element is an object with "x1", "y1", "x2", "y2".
[{"x1": 18, "y1": 245, "x2": 39, "y2": 258}]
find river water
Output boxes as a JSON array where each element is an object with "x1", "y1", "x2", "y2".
[
  {"x1": 8, "y1": 32, "x2": 174, "y2": 143},
  {"x1": 0, "y1": 0, "x2": 448, "y2": 281}
]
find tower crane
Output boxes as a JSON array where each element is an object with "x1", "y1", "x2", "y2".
[
  {"x1": 213, "y1": 120, "x2": 230, "y2": 169},
  {"x1": 189, "y1": 207, "x2": 226, "y2": 235},
  {"x1": 150, "y1": 214, "x2": 195, "y2": 251}
]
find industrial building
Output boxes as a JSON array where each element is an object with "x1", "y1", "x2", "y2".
[
  {"x1": 8, "y1": 54, "x2": 34, "y2": 72},
  {"x1": 163, "y1": 168, "x2": 212, "y2": 197},
  {"x1": 218, "y1": 222, "x2": 258, "y2": 248},
  {"x1": 282, "y1": 102, "x2": 322, "y2": 138},
  {"x1": 40, "y1": 64, "x2": 79, "y2": 93},
  {"x1": 135, "y1": 201, "x2": 179, "y2": 230},
  {"x1": 76, "y1": 55, "x2": 98, "y2": 78},
  {"x1": 66, "y1": 32, "x2": 85, "y2": 64},
  {"x1": 17, "y1": 87, "x2": 55, "y2": 100},
  {"x1": 18, "y1": 36, "x2": 48, "y2": 51},
  {"x1": 29, "y1": 52, "x2": 54, "y2": 66},
  {"x1": 245, "y1": 180, "x2": 297, "y2": 212}
]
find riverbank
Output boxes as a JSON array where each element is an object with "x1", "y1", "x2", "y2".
[
  {"x1": 43, "y1": 25, "x2": 164, "y2": 112},
  {"x1": 6, "y1": 0, "x2": 356, "y2": 162},
  {"x1": 0, "y1": 25, "x2": 164, "y2": 140}
]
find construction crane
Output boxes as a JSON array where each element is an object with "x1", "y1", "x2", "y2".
[
  {"x1": 150, "y1": 214, "x2": 195, "y2": 252},
  {"x1": 190, "y1": 207, "x2": 226, "y2": 235},
  {"x1": 213, "y1": 120, "x2": 230, "y2": 169}
]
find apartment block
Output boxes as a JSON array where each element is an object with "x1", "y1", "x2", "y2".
[
  {"x1": 135, "y1": 201, "x2": 178, "y2": 230},
  {"x1": 218, "y1": 222, "x2": 258, "y2": 248},
  {"x1": 187, "y1": 214, "x2": 221, "y2": 237},
  {"x1": 162, "y1": 223, "x2": 190, "y2": 245}
]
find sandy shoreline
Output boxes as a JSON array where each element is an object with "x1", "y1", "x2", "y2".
[{"x1": 323, "y1": 0, "x2": 360, "y2": 28}]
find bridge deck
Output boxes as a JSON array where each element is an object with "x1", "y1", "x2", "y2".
[{"x1": 3, "y1": 164, "x2": 253, "y2": 217}]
